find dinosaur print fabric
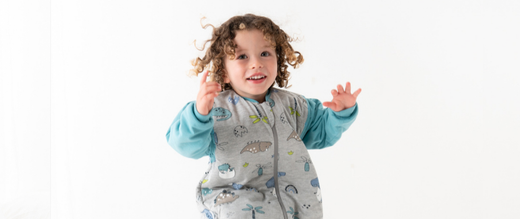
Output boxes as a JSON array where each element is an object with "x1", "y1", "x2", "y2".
[{"x1": 196, "y1": 89, "x2": 324, "y2": 219}]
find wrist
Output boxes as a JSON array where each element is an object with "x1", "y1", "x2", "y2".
[
  {"x1": 196, "y1": 105, "x2": 209, "y2": 116},
  {"x1": 193, "y1": 104, "x2": 212, "y2": 122}
]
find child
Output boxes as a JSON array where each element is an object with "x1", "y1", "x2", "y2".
[{"x1": 166, "y1": 14, "x2": 361, "y2": 219}]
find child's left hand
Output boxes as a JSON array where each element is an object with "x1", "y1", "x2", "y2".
[{"x1": 323, "y1": 82, "x2": 361, "y2": 112}]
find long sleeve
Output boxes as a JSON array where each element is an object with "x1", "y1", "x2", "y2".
[
  {"x1": 165, "y1": 101, "x2": 215, "y2": 159},
  {"x1": 301, "y1": 98, "x2": 358, "y2": 150}
]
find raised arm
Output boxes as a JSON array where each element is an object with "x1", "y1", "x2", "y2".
[
  {"x1": 166, "y1": 71, "x2": 221, "y2": 159},
  {"x1": 301, "y1": 82, "x2": 361, "y2": 149}
]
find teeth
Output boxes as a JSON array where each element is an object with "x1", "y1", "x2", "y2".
[{"x1": 248, "y1": 76, "x2": 265, "y2": 80}]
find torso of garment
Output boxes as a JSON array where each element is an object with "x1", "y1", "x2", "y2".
[{"x1": 197, "y1": 88, "x2": 322, "y2": 219}]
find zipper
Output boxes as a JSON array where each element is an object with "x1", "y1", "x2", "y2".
[{"x1": 272, "y1": 124, "x2": 288, "y2": 219}]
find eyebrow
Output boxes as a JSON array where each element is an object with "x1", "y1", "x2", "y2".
[{"x1": 235, "y1": 45, "x2": 273, "y2": 53}]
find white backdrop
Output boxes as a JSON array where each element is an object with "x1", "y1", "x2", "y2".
[{"x1": 1, "y1": 0, "x2": 519, "y2": 218}]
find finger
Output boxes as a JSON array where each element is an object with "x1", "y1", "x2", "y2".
[
  {"x1": 353, "y1": 88, "x2": 362, "y2": 98},
  {"x1": 322, "y1": 101, "x2": 337, "y2": 110},
  {"x1": 201, "y1": 91, "x2": 219, "y2": 103},
  {"x1": 205, "y1": 81, "x2": 221, "y2": 90},
  {"x1": 204, "y1": 83, "x2": 222, "y2": 94},
  {"x1": 336, "y1": 84, "x2": 344, "y2": 94},
  {"x1": 201, "y1": 81, "x2": 220, "y2": 91},
  {"x1": 199, "y1": 70, "x2": 209, "y2": 86},
  {"x1": 330, "y1": 89, "x2": 338, "y2": 97},
  {"x1": 345, "y1": 82, "x2": 351, "y2": 94},
  {"x1": 197, "y1": 82, "x2": 220, "y2": 102},
  {"x1": 204, "y1": 92, "x2": 219, "y2": 101}
]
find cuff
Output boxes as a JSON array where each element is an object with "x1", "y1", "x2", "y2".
[
  {"x1": 192, "y1": 103, "x2": 213, "y2": 123},
  {"x1": 332, "y1": 103, "x2": 358, "y2": 117}
]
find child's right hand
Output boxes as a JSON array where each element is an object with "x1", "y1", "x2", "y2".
[{"x1": 196, "y1": 70, "x2": 222, "y2": 116}]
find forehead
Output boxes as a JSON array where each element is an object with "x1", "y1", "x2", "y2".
[{"x1": 234, "y1": 29, "x2": 273, "y2": 50}]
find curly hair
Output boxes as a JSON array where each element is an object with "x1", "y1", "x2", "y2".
[{"x1": 190, "y1": 14, "x2": 304, "y2": 91}]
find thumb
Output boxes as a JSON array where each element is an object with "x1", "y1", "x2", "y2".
[{"x1": 322, "y1": 101, "x2": 336, "y2": 109}]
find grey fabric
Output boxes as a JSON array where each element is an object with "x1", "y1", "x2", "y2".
[{"x1": 196, "y1": 88, "x2": 323, "y2": 219}]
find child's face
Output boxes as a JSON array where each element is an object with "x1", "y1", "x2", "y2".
[{"x1": 224, "y1": 29, "x2": 277, "y2": 103}]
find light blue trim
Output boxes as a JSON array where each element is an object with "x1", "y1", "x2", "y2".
[
  {"x1": 208, "y1": 130, "x2": 216, "y2": 163},
  {"x1": 238, "y1": 89, "x2": 272, "y2": 103}
]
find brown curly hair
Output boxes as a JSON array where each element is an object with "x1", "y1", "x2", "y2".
[{"x1": 190, "y1": 14, "x2": 304, "y2": 91}]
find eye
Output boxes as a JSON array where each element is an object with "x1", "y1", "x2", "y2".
[
  {"x1": 261, "y1": 51, "x2": 270, "y2": 57},
  {"x1": 237, "y1": 54, "x2": 247, "y2": 60}
]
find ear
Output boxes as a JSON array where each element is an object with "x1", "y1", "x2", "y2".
[{"x1": 223, "y1": 73, "x2": 231, "y2": 83}]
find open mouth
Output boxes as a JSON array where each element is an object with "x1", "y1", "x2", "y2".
[{"x1": 247, "y1": 75, "x2": 266, "y2": 80}]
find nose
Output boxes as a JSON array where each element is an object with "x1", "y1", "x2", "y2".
[{"x1": 250, "y1": 56, "x2": 263, "y2": 69}]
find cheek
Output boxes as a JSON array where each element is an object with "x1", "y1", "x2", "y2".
[
  {"x1": 269, "y1": 63, "x2": 278, "y2": 75},
  {"x1": 222, "y1": 61, "x2": 233, "y2": 83},
  {"x1": 224, "y1": 62, "x2": 241, "y2": 73},
  {"x1": 268, "y1": 59, "x2": 277, "y2": 71}
]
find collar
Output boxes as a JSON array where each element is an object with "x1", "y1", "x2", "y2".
[{"x1": 240, "y1": 88, "x2": 273, "y2": 104}]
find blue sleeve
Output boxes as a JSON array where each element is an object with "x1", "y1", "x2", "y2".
[
  {"x1": 165, "y1": 101, "x2": 215, "y2": 159},
  {"x1": 301, "y1": 98, "x2": 358, "y2": 150}
]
